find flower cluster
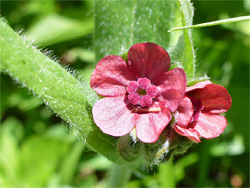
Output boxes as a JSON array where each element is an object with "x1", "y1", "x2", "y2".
[{"x1": 90, "y1": 43, "x2": 232, "y2": 144}]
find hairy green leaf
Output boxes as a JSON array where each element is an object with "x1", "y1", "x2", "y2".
[{"x1": 168, "y1": 0, "x2": 196, "y2": 80}]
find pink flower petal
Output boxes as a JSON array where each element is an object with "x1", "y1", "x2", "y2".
[
  {"x1": 146, "y1": 85, "x2": 158, "y2": 97},
  {"x1": 138, "y1": 78, "x2": 151, "y2": 89},
  {"x1": 127, "y1": 81, "x2": 139, "y2": 93},
  {"x1": 176, "y1": 97, "x2": 194, "y2": 128},
  {"x1": 139, "y1": 95, "x2": 152, "y2": 107},
  {"x1": 194, "y1": 113, "x2": 227, "y2": 139},
  {"x1": 186, "y1": 80, "x2": 212, "y2": 92},
  {"x1": 128, "y1": 43, "x2": 170, "y2": 83},
  {"x1": 92, "y1": 97, "x2": 135, "y2": 137},
  {"x1": 174, "y1": 125, "x2": 201, "y2": 142},
  {"x1": 128, "y1": 93, "x2": 140, "y2": 105},
  {"x1": 158, "y1": 68, "x2": 187, "y2": 112},
  {"x1": 90, "y1": 55, "x2": 134, "y2": 97},
  {"x1": 135, "y1": 105, "x2": 171, "y2": 143},
  {"x1": 188, "y1": 84, "x2": 232, "y2": 113}
]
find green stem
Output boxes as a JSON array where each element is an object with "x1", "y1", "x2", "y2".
[
  {"x1": 107, "y1": 164, "x2": 132, "y2": 188},
  {"x1": 169, "y1": 15, "x2": 250, "y2": 31}
]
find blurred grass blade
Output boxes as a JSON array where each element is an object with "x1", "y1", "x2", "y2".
[
  {"x1": 174, "y1": 153, "x2": 199, "y2": 182},
  {"x1": 60, "y1": 142, "x2": 86, "y2": 185},
  {"x1": 26, "y1": 14, "x2": 93, "y2": 46},
  {"x1": 20, "y1": 136, "x2": 70, "y2": 186},
  {"x1": 0, "y1": 64, "x2": 4, "y2": 72},
  {"x1": 0, "y1": 118, "x2": 23, "y2": 184},
  {"x1": 169, "y1": 15, "x2": 250, "y2": 31},
  {"x1": 197, "y1": 141, "x2": 211, "y2": 187},
  {"x1": 0, "y1": 19, "x2": 127, "y2": 165},
  {"x1": 107, "y1": 164, "x2": 132, "y2": 188},
  {"x1": 80, "y1": 155, "x2": 112, "y2": 170},
  {"x1": 158, "y1": 159, "x2": 175, "y2": 188}
]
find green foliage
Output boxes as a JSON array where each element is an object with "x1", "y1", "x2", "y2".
[
  {"x1": 0, "y1": 118, "x2": 72, "y2": 187},
  {"x1": 107, "y1": 164, "x2": 132, "y2": 188},
  {"x1": 158, "y1": 159, "x2": 175, "y2": 188},
  {"x1": 26, "y1": 14, "x2": 94, "y2": 46},
  {"x1": 59, "y1": 141, "x2": 86, "y2": 185}
]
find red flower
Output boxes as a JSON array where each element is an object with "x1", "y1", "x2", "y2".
[
  {"x1": 91, "y1": 43, "x2": 187, "y2": 143},
  {"x1": 174, "y1": 81, "x2": 232, "y2": 142}
]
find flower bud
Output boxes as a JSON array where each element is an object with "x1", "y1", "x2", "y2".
[
  {"x1": 117, "y1": 134, "x2": 141, "y2": 162},
  {"x1": 143, "y1": 125, "x2": 194, "y2": 165}
]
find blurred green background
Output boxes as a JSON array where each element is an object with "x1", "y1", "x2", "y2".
[{"x1": 0, "y1": 0, "x2": 249, "y2": 187}]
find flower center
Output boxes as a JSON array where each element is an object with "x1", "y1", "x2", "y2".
[
  {"x1": 191, "y1": 99, "x2": 204, "y2": 121},
  {"x1": 137, "y1": 88, "x2": 147, "y2": 96},
  {"x1": 126, "y1": 78, "x2": 158, "y2": 107}
]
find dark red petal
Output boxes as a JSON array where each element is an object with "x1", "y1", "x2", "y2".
[
  {"x1": 90, "y1": 55, "x2": 134, "y2": 97},
  {"x1": 194, "y1": 113, "x2": 227, "y2": 139},
  {"x1": 92, "y1": 97, "x2": 135, "y2": 137},
  {"x1": 188, "y1": 84, "x2": 232, "y2": 113},
  {"x1": 135, "y1": 105, "x2": 171, "y2": 143},
  {"x1": 174, "y1": 125, "x2": 201, "y2": 142},
  {"x1": 128, "y1": 43, "x2": 170, "y2": 83},
  {"x1": 186, "y1": 81, "x2": 212, "y2": 92},
  {"x1": 158, "y1": 68, "x2": 187, "y2": 112},
  {"x1": 176, "y1": 97, "x2": 194, "y2": 128}
]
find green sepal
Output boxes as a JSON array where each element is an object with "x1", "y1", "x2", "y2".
[
  {"x1": 187, "y1": 77, "x2": 210, "y2": 86},
  {"x1": 120, "y1": 52, "x2": 128, "y2": 63}
]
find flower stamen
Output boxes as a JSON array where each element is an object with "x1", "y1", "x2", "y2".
[
  {"x1": 131, "y1": 106, "x2": 161, "y2": 113},
  {"x1": 137, "y1": 88, "x2": 147, "y2": 96}
]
